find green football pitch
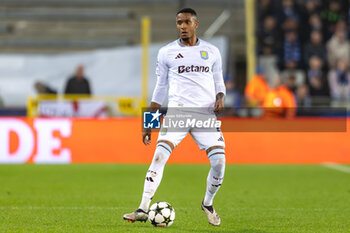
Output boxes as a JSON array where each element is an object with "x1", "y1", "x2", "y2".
[{"x1": 0, "y1": 164, "x2": 349, "y2": 233}]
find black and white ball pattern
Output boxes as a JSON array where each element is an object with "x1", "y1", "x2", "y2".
[{"x1": 148, "y1": 202, "x2": 175, "y2": 227}]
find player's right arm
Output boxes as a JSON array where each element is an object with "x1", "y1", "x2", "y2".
[
  {"x1": 143, "y1": 102, "x2": 161, "y2": 145},
  {"x1": 143, "y1": 48, "x2": 168, "y2": 145}
]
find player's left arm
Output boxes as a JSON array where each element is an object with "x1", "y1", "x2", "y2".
[
  {"x1": 212, "y1": 48, "x2": 226, "y2": 114},
  {"x1": 214, "y1": 92, "x2": 225, "y2": 114}
]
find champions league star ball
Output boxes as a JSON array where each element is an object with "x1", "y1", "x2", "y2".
[{"x1": 148, "y1": 202, "x2": 175, "y2": 227}]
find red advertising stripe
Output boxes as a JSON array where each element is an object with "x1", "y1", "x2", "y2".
[{"x1": 0, "y1": 117, "x2": 349, "y2": 164}]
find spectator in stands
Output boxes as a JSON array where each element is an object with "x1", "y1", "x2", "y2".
[
  {"x1": 258, "y1": 0, "x2": 276, "y2": 23},
  {"x1": 256, "y1": 0, "x2": 350, "y2": 106},
  {"x1": 335, "y1": 19, "x2": 350, "y2": 39},
  {"x1": 320, "y1": 0, "x2": 347, "y2": 40},
  {"x1": 224, "y1": 78, "x2": 242, "y2": 115},
  {"x1": 262, "y1": 75, "x2": 296, "y2": 118},
  {"x1": 335, "y1": 19, "x2": 348, "y2": 31},
  {"x1": 277, "y1": 0, "x2": 301, "y2": 24},
  {"x1": 245, "y1": 67, "x2": 269, "y2": 107},
  {"x1": 284, "y1": 73, "x2": 297, "y2": 93},
  {"x1": 308, "y1": 13, "x2": 324, "y2": 37},
  {"x1": 34, "y1": 81, "x2": 57, "y2": 94},
  {"x1": 280, "y1": 30, "x2": 303, "y2": 70},
  {"x1": 326, "y1": 25, "x2": 350, "y2": 68},
  {"x1": 281, "y1": 16, "x2": 299, "y2": 33},
  {"x1": 296, "y1": 84, "x2": 311, "y2": 107},
  {"x1": 64, "y1": 65, "x2": 92, "y2": 95},
  {"x1": 258, "y1": 15, "x2": 281, "y2": 55},
  {"x1": 306, "y1": 56, "x2": 329, "y2": 97},
  {"x1": 281, "y1": 71, "x2": 311, "y2": 107},
  {"x1": 328, "y1": 58, "x2": 350, "y2": 100},
  {"x1": 300, "y1": 0, "x2": 322, "y2": 42},
  {"x1": 303, "y1": 30, "x2": 327, "y2": 67},
  {"x1": 301, "y1": 0, "x2": 321, "y2": 18}
]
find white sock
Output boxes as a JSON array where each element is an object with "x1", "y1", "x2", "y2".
[
  {"x1": 203, "y1": 150, "x2": 225, "y2": 206},
  {"x1": 138, "y1": 142, "x2": 171, "y2": 211}
]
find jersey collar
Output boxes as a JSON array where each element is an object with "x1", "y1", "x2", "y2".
[{"x1": 177, "y1": 38, "x2": 200, "y2": 47}]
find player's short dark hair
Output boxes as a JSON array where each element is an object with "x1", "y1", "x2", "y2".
[{"x1": 176, "y1": 8, "x2": 197, "y2": 17}]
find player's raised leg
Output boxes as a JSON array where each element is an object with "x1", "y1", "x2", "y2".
[
  {"x1": 202, "y1": 145, "x2": 225, "y2": 226},
  {"x1": 123, "y1": 140, "x2": 173, "y2": 222}
]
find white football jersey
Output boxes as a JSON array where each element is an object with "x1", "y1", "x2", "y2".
[{"x1": 151, "y1": 38, "x2": 225, "y2": 108}]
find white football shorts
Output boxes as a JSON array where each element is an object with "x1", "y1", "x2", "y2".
[{"x1": 156, "y1": 109, "x2": 225, "y2": 150}]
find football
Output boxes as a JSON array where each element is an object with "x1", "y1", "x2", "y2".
[{"x1": 148, "y1": 201, "x2": 175, "y2": 227}]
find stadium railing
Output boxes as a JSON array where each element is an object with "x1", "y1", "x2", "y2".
[{"x1": 27, "y1": 94, "x2": 145, "y2": 117}]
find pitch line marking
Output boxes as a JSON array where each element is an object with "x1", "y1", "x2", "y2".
[{"x1": 322, "y1": 162, "x2": 350, "y2": 174}]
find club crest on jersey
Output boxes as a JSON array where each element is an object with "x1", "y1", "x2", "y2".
[
  {"x1": 200, "y1": 51, "x2": 208, "y2": 60},
  {"x1": 160, "y1": 128, "x2": 167, "y2": 136}
]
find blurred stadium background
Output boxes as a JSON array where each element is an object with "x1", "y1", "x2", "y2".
[
  {"x1": 1, "y1": 1, "x2": 350, "y2": 232},
  {"x1": 0, "y1": 0, "x2": 349, "y2": 163},
  {"x1": 0, "y1": 0, "x2": 349, "y2": 161}
]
